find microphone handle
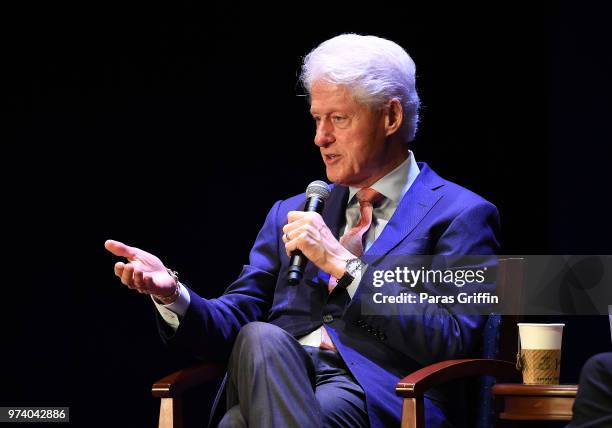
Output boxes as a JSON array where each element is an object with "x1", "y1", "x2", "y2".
[{"x1": 287, "y1": 196, "x2": 325, "y2": 284}]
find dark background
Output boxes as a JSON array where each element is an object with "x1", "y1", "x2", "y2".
[{"x1": 5, "y1": 1, "x2": 612, "y2": 427}]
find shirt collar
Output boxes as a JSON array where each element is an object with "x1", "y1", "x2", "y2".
[{"x1": 348, "y1": 150, "x2": 420, "y2": 205}]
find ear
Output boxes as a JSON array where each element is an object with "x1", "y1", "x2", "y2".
[{"x1": 384, "y1": 98, "x2": 403, "y2": 137}]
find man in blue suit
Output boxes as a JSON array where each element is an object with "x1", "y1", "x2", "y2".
[{"x1": 105, "y1": 34, "x2": 499, "y2": 427}]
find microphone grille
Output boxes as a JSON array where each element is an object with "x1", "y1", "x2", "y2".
[{"x1": 306, "y1": 180, "x2": 331, "y2": 200}]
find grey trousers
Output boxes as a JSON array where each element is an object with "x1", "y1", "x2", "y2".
[{"x1": 217, "y1": 322, "x2": 369, "y2": 428}]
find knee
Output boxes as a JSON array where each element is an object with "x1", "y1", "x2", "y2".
[
  {"x1": 236, "y1": 322, "x2": 284, "y2": 344},
  {"x1": 229, "y1": 322, "x2": 297, "y2": 376},
  {"x1": 233, "y1": 322, "x2": 290, "y2": 356}
]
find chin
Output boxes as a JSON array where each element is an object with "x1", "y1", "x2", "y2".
[
  {"x1": 325, "y1": 169, "x2": 345, "y2": 185},
  {"x1": 325, "y1": 167, "x2": 361, "y2": 187}
]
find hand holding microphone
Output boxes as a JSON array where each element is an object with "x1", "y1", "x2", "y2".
[{"x1": 283, "y1": 181, "x2": 355, "y2": 284}]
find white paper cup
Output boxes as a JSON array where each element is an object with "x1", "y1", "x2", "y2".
[{"x1": 517, "y1": 323, "x2": 564, "y2": 384}]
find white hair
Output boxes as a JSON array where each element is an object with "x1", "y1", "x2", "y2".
[{"x1": 300, "y1": 34, "x2": 420, "y2": 142}]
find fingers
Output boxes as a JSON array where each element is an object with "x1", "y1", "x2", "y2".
[
  {"x1": 114, "y1": 261, "x2": 125, "y2": 277},
  {"x1": 283, "y1": 211, "x2": 320, "y2": 237},
  {"x1": 121, "y1": 263, "x2": 135, "y2": 288},
  {"x1": 114, "y1": 261, "x2": 154, "y2": 294},
  {"x1": 105, "y1": 239, "x2": 137, "y2": 260},
  {"x1": 143, "y1": 275, "x2": 156, "y2": 293},
  {"x1": 285, "y1": 234, "x2": 306, "y2": 257},
  {"x1": 284, "y1": 231, "x2": 304, "y2": 257},
  {"x1": 282, "y1": 225, "x2": 319, "y2": 257},
  {"x1": 133, "y1": 269, "x2": 145, "y2": 293},
  {"x1": 287, "y1": 210, "x2": 313, "y2": 223},
  {"x1": 282, "y1": 224, "x2": 318, "y2": 242}
]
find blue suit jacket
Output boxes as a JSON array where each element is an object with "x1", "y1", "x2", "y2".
[{"x1": 158, "y1": 163, "x2": 500, "y2": 427}]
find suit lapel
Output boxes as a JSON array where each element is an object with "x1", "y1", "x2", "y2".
[
  {"x1": 321, "y1": 184, "x2": 350, "y2": 240},
  {"x1": 364, "y1": 163, "x2": 445, "y2": 263}
]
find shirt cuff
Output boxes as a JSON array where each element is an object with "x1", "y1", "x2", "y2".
[{"x1": 151, "y1": 282, "x2": 191, "y2": 330}]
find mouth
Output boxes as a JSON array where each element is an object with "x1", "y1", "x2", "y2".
[{"x1": 323, "y1": 154, "x2": 341, "y2": 164}]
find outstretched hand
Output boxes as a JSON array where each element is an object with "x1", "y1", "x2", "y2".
[{"x1": 104, "y1": 239, "x2": 177, "y2": 298}]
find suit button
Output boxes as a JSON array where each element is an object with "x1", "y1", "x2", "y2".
[
  {"x1": 379, "y1": 333, "x2": 387, "y2": 341},
  {"x1": 323, "y1": 314, "x2": 333, "y2": 323}
]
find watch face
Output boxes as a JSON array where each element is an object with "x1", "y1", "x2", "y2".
[{"x1": 346, "y1": 258, "x2": 363, "y2": 276}]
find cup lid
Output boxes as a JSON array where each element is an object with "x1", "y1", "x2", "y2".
[{"x1": 517, "y1": 323, "x2": 565, "y2": 327}]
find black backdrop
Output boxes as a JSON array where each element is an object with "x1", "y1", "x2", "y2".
[{"x1": 6, "y1": 1, "x2": 612, "y2": 427}]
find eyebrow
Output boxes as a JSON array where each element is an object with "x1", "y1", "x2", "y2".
[{"x1": 309, "y1": 109, "x2": 349, "y2": 116}]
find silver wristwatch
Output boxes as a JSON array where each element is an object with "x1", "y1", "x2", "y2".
[{"x1": 336, "y1": 258, "x2": 365, "y2": 289}]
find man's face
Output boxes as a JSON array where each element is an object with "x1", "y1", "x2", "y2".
[{"x1": 309, "y1": 81, "x2": 395, "y2": 188}]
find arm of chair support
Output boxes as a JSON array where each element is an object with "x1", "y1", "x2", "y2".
[
  {"x1": 396, "y1": 359, "x2": 521, "y2": 398},
  {"x1": 152, "y1": 362, "x2": 226, "y2": 398}
]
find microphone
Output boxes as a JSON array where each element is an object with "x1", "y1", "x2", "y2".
[{"x1": 287, "y1": 180, "x2": 331, "y2": 285}]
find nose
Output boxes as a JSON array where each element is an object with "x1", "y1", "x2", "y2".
[{"x1": 314, "y1": 118, "x2": 335, "y2": 148}]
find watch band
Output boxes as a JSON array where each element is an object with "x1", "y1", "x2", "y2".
[{"x1": 335, "y1": 270, "x2": 355, "y2": 289}]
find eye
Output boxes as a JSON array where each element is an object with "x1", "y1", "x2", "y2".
[
  {"x1": 331, "y1": 115, "x2": 347, "y2": 124},
  {"x1": 312, "y1": 115, "x2": 321, "y2": 124}
]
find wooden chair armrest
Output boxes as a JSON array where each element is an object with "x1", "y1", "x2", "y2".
[
  {"x1": 396, "y1": 358, "x2": 521, "y2": 398},
  {"x1": 152, "y1": 362, "x2": 225, "y2": 398}
]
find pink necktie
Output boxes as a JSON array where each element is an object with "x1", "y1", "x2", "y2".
[
  {"x1": 338, "y1": 187, "x2": 384, "y2": 259},
  {"x1": 320, "y1": 188, "x2": 383, "y2": 350}
]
